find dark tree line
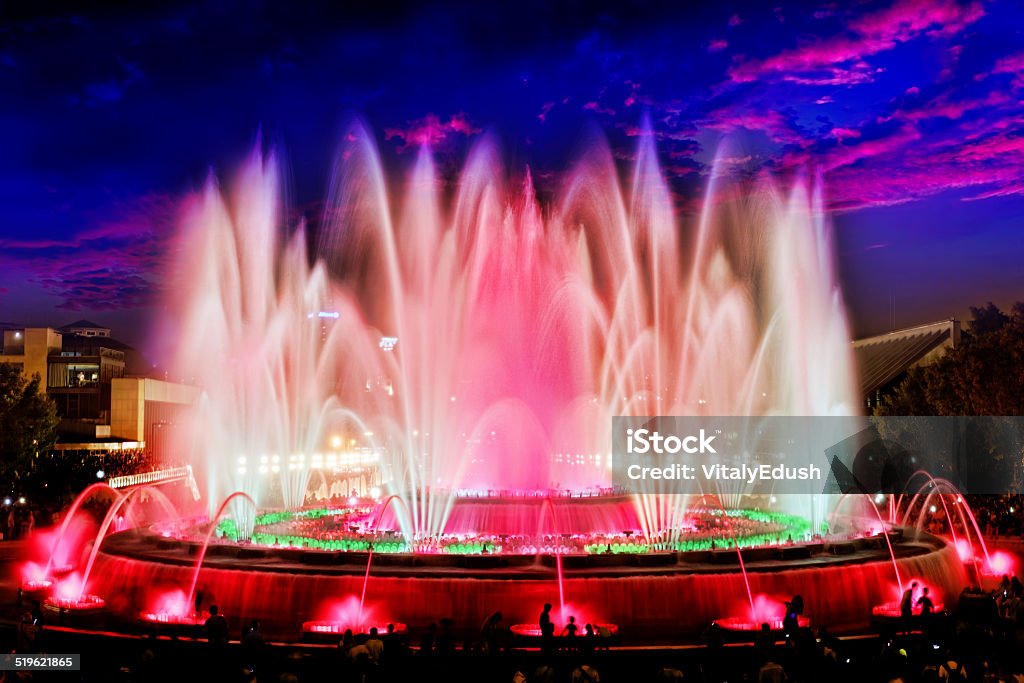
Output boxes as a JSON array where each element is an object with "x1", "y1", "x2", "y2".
[
  {"x1": 875, "y1": 302, "x2": 1024, "y2": 417},
  {"x1": 0, "y1": 364, "x2": 59, "y2": 490}
]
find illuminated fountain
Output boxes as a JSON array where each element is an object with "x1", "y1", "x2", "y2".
[
  {"x1": 31, "y1": 121, "x2": 971, "y2": 639},
  {"x1": 162, "y1": 119, "x2": 858, "y2": 537}
]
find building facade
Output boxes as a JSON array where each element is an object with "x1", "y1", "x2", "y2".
[{"x1": 1, "y1": 324, "x2": 196, "y2": 460}]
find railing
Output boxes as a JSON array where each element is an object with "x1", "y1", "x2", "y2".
[{"x1": 108, "y1": 466, "x2": 191, "y2": 490}]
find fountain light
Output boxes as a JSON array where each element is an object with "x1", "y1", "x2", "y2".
[
  {"x1": 96, "y1": 470, "x2": 105, "y2": 479},
  {"x1": 330, "y1": 435, "x2": 343, "y2": 449},
  {"x1": 44, "y1": 594, "x2": 106, "y2": 613},
  {"x1": 140, "y1": 611, "x2": 205, "y2": 626}
]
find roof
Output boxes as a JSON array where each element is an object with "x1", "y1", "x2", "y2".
[
  {"x1": 60, "y1": 319, "x2": 109, "y2": 331},
  {"x1": 853, "y1": 320, "x2": 958, "y2": 398}
]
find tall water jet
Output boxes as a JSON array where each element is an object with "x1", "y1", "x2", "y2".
[{"x1": 166, "y1": 122, "x2": 858, "y2": 544}]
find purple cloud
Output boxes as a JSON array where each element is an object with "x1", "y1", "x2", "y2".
[{"x1": 0, "y1": 193, "x2": 178, "y2": 310}]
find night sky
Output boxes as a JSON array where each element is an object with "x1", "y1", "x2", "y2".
[{"x1": 1, "y1": 0, "x2": 1022, "y2": 359}]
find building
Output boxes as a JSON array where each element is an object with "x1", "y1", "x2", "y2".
[
  {"x1": 0, "y1": 324, "x2": 196, "y2": 460},
  {"x1": 0, "y1": 327, "x2": 62, "y2": 385},
  {"x1": 59, "y1": 319, "x2": 111, "y2": 338},
  {"x1": 852, "y1": 319, "x2": 960, "y2": 410},
  {"x1": 46, "y1": 334, "x2": 126, "y2": 432}
]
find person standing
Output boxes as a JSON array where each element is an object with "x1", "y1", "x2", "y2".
[
  {"x1": 899, "y1": 581, "x2": 918, "y2": 633},
  {"x1": 204, "y1": 604, "x2": 229, "y2": 649},
  {"x1": 539, "y1": 603, "x2": 555, "y2": 655}
]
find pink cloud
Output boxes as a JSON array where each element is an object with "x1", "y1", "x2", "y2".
[
  {"x1": 708, "y1": 39, "x2": 729, "y2": 53},
  {"x1": 383, "y1": 112, "x2": 480, "y2": 153},
  {"x1": 830, "y1": 127, "x2": 861, "y2": 141},
  {"x1": 821, "y1": 124, "x2": 1024, "y2": 211},
  {"x1": 898, "y1": 90, "x2": 1013, "y2": 121},
  {"x1": 777, "y1": 125, "x2": 920, "y2": 179},
  {"x1": 963, "y1": 182, "x2": 1024, "y2": 202},
  {"x1": 992, "y1": 52, "x2": 1024, "y2": 75},
  {"x1": 727, "y1": 0, "x2": 984, "y2": 86},
  {"x1": 988, "y1": 52, "x2": 1024, "y2": 89}
]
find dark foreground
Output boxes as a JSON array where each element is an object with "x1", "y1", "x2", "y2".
[{"x1": 1, "y1": 614, "x2": 1022, "y2": 683}]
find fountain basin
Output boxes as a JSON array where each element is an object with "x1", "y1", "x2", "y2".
[
  {"x1": 510, "y1": 623, "x2": 619, "y2": 638},
  {"x1": 80, "y1": 526, "x2": 966, "y2": 641},
  {"x1": 713, "y1": 615, "x2": 811, "y2": 632},
  {"x1": 301, "y1": 621, "x2": 408, "y2": 643},
  {"x1": 43, "y1": 594, "x2": 108, "y2": 628}
]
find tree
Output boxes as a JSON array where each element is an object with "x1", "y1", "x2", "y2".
[
  {"x1": 0, "y1": 364, "x2": 59, "y2": 488},
  {"x1": 874, "y1": 302, "x2": 1024, "y2": 490},
  {"x1": 875, "y1": 302, "x2": 1024, "y2": 417}
]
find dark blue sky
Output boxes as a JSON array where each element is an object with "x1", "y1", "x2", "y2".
[{"x1": 1, "y1": 0, "x2": 1022, "y2": 355}]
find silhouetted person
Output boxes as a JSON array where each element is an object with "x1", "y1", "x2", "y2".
[
  {"x1": 204, "y1": 604, "x2": 229, "y2": 648},
  {"x1": 917, "y1": 587, "x2": 934, "y2": 616},
  {"x1": 482, "y1": 611, "x2": 503, "y2": 653},
  {"x1": 241, "y1": 619, "x2": 265, "y2": 668},
  {"x1": 582, "y1": 624, "x2": 596, "y2": 655},
  {"x1": 783, "y1": 602, "x2": 798, "y2": 635},
  {"x1": 790, "y1": 594, "x2": 804, "y2": 617},
  {"x1": 338, "y1": 628, "x2": 354, "y2": 657},
  {"x1": 194, "y1": 589, "x2": 204, "y2": 616},
  {"x1": 572, "y1": 664, "x2": 600, "y2": 683},
  {"x1": 420, "y1": 622, "x2": 436, "y2": 656},
  {"x1": 900, "y1": 581, "x2": 918, "y2": 632},
  {"x1": 437, "y1": 618, "x2": 456, "y2": 655},
  {"x1": 561, "y1": 615, "x2": 579, "y2": 650},
  {"x1": 539, "y1": 603, "x2": 555, "y2": 654},
  {"x1": 365, "y1": 626, "x2": 384, "y2": 663},
  {"x1": 755, "y1": 622, "x2": 774, "y2": 662}
]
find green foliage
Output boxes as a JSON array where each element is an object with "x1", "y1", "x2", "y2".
[
  {"x1": 0, "y1": 365, "x2": 59, "y2": 486},
  {"x1": 875, "y1": 302, "x2": 1024, "y2": 417}
]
